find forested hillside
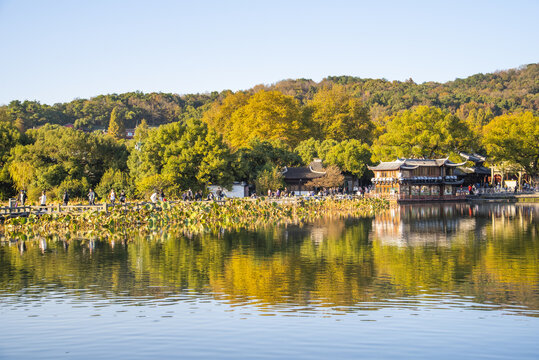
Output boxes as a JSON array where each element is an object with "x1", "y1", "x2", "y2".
[
  {"x1": 0, "y1": 64, "x2": 537, "y2": 201},
  {"x1": 1, "y1": 64, "x2": 537, "y2": 131}
]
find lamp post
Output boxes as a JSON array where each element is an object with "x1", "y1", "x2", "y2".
[{"x1": 299, "y1": 179, "x2": 302, "y2": 196}]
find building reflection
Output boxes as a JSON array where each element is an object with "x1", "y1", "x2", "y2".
[
  {"x1": 371, "y1": 202, "x2": 538, "y2": 247},
  {"x1": 0, "y1": 204, "x2": 537, "y2": 314}
]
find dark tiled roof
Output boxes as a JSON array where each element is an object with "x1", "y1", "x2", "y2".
[
  {"x1": 282, "y1": 159, "x2": 326, "y2": 180},
  {"x1": 283, "y1": 167, "x2": 325, "y2": 179},
  {"x1": 367, "y1": 162, "x2": 403, "y2": 171},
  {"x1": 461, "y1": 166, "x2": 491, "y2": 175}
]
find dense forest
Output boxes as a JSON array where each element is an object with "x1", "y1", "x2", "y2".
[{"x1": 0, "y1": 64, "x2": 538, "y2": 201}]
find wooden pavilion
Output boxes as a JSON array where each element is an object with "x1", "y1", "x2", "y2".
[{"x1": 367, "y1": 158, "x2": 467, "y2": 202}]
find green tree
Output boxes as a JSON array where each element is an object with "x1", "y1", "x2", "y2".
[
  {"x1": 134, "y1": 119, "x2": 149, "y2": 141},
  {"x1": 14, "y1": 117, "x2": 26, "y2": 133},
  {"x1": 0, "y1": 121, "x2": 22, "y2": 199},
  {"x1": 254, "y1": 166, "x2": 285, "y2": 195},
  {"x1": 234, "y1": 139, "x2": 302, "y2": 183},
  {"x1": 128, "y1": 119, "x2": 234, "y2": 195},
  {"x1": 294, "y1": 138, "x2": 371, "y2": 179},
  {"x1": 95, "y1": 168, "x2": 134, "y2": 200},
  {"x1": 294, "y1": 138, "x2": 321, "y2": 164},
  {"x1": 324, "y1": 139, "x2": 372, "y2": 178},
  {"x1": 108, "y1": 107, "x2": 126, "y2": 139},
  {"x1": 372, "y1": 106, "x2": 470, "y2": 161},
  {"x1": 8, "y1": 125, "x2": 128, "y2": 200},
  {"x1": 483, "y1": 112, "x2": 539, "y2": 179},
  {"x1": 317, "y1": 139, "x2": 339, "y2": 160}
]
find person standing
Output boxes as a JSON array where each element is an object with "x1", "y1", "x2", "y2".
[
  {"x1": 88, "y1": 189, "x2": 96, "y2": 205},
  {"x1": 19, "y1": 190, "x2": 27, "y2": 206},
  {"x1": 119, "y1": 190, "x2": 126, "y2": 204},
  {"x1": 150, "y1": 190, "x2": 158, "y2": 203},
  {"x1": 109, "y1": 189, "x2": 116, "y2": 206},
  {"x1": 39, "y1": 191, "x2": 47, "y2": 207},
  {"x1": 63, "y1": 190, "x2": 69, "y2": 206}
]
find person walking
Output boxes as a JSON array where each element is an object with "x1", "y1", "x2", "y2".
[
  {"x1": 19, "y1": 190, "x2": 27, "y2": 206},
  {"x1": 119, "y1": 190, "x2": 126, "y2": 204},
  {"x1": 39, "y1": 191, "x2": 47, "y2": 207},
  {"x1": 62, "y1": 190, "x2": 69, "y2": 206},
  {"x1": 109, "y1": 189, "x2": 116, "y2": 206},
  {"x1": 150, "y1": 190, "x2": 158, "y2": 203},
  {"x1": 88, "y1": 189, "x2": 96, "y2": 205}
]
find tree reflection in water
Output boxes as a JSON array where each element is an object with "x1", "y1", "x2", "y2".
[{"x1": 1, "y1": 203, "x2": 537, "y2": 315}]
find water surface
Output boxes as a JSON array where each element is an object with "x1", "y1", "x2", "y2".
[{"x1": 1, "y1": 203, "x2": 538, "y2": 359}]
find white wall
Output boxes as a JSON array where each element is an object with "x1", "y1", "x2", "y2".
[{"x1": 209, "y1": 184, "x2": 247, "y2": 198}]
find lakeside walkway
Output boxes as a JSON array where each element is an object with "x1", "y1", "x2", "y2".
[
  {"x1": 2, "y1": 192, "x2": 537, "y2": 220},
  {"x1": 466, "y1": 192, "x2": 539, "y2": 202},
  {"x1": 0, "y1": 197, "x2": 306, "y2": 219}
]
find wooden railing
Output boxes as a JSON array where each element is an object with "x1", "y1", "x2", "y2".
[{"x1": 0, "y1": 202, "x2": 162, "y2": 218}]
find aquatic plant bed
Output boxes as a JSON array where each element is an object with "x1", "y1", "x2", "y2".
[{"x1": 0, "y1": 198, "x2": 389, "y2": 241}]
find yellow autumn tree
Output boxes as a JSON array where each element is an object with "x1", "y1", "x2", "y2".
[
  {"x1": 227, "y1": 90, "x2": 306, "y2": 148},
  {"x1": 108, "y1": 107, "x2": 125, "y2": 139},
  {"x1": 308, "y1": 84, "x2": 374, "y2": 142},
  {"x1": 202, "y1": 91, "x2": 251, "y2": 137}
]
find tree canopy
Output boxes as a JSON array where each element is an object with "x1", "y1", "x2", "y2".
[
  {"x1": 233, "y1": 139, "x2": 302, "y2": 183},
  {"x1": 8, "y1": 125, "x2": 128, "y2": 199},
  {"x1": 295, "y1": 138, "x2": 372, "y2": 179},
  {"x1": 128, "y1": 119, "x2": 234, "y2": 196},
  {"x1": 483, "y1": 112, "x2": 539, "y2": 177},
  {"x1": 372, "y1": 106, "x2": 470, "y2": 161},
  {"x1": 308, "y1": 84, "x2": 374, "y2": 142},
  {"x1": 107, "y1": 107, "x2": 126, "y2": 139},
  {"x1": 227, "y1": 90, "x2": 307, "y2": 148}
]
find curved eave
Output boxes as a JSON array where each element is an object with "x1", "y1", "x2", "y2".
[
  {"x1": 309, "y1": 166, "x2": 326, "y2": 174},
  {"x1": 445, "y1": 161, "x2": 467, "y2": 167},
  {"x1": 367, "y1": 165, "x2": 402, "y2": 171}
]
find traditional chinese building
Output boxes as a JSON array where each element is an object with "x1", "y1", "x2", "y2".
[
  {"x1": 282, "y1": 159, "x2": 326, "y2": 194},
  {"x1": 457, "y1": 152, "x2": 491, "y2": 186},
  {"x1": 367, "y1": 158, "x2": 467, "y2": 201}
]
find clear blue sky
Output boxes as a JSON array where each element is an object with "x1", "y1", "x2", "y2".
[{"x1": 1, "y1": 0, "x2": 538, "y2": 105}]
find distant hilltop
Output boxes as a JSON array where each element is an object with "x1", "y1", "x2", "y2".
[{"x1": 1, "y1": 63, "x2": 537, "y2": 132}]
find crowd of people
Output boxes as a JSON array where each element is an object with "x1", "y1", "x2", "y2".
[
  {"x1": 7, "y1": 182, "x2": 538, "y2": 208},
  {"x1": 467, "y1": 182, "x2": 539, "y2": 195}
]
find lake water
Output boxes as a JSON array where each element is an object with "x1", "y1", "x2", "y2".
[{"x1": 1, "y1": 203, "x2": 538, "y2": 359}]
